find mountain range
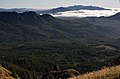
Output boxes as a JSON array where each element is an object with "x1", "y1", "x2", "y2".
[
  {"x1": 0, "y1": 8, "x2": 40, "y2": 13},
  {"x1": 37, "y1": 5, "x2": 110, "y2": 14},
  {"x1": 0, "y1": 5, "x2": 110, "y2": 13},
  {"x1": 1, "y1": 5, "x2": 119, "y2": 18},
  {"x1": 0, "y1": 11, "x2": 120, "y2": 42}
]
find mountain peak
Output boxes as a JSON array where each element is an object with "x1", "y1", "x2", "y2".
[
  {"x1": 0, "y1": 11, "x2": 56, "y2": 25},
  {"x1": 41, "y1": 14, "x2": 54, "y2": 18},
  {"x1": 22, "y1": 11, "x2": 37, "y2": 14}
]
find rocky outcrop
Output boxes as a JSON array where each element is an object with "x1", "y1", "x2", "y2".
[
  {"x1": 62, "y1": 69, "x2": 80, "y2": 77},
  {"x1": 42, "y1": 69, "x2": 80, "y2": 79}
]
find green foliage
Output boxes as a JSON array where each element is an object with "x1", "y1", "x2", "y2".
[
  {"x1": 0, "y1": 12, "x2": 120, "y2": 79},
  {"x1": 0, "y1": 40, "x2": 120, "y2": 79}
]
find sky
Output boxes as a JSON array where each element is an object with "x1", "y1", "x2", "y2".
[{"x1": 0, "y1": 0, "x2": 120, "y2": 9}]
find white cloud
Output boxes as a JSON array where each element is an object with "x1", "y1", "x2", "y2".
[{"x1": 52, "y1": 8, "x2": 120, "y2": 18}]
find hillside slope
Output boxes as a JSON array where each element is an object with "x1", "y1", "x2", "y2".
[
  {"x1": 0, "y1": 40, "x2": 120, "y2": 79},
  {"x1": 84, "y1": 12, "x2": 120, "y2": 38},
  {"x1": 70, "y1": 65, "x2": 120, "y2": 79},
  {"x1": 0, "y1": 12, "x2": 120, "y2": 42}
]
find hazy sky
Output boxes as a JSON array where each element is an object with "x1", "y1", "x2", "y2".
[{"x1": 0, "y1": 0, "x2": 120, "y2": 9}]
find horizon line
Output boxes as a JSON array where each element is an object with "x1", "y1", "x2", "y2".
[{"x1": 0, "y1": 4, "x2": 118, "y2": 9}]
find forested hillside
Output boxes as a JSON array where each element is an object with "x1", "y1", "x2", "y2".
[
  {"x1": 0, "y1": 12, "x2": 120, "y2": 79},
  {"x1": 0, "y1": 39, "x2": 120, "y2": 79},
  {"x1": 0, "y1": 12, "x2": 120, "y2": 42}
]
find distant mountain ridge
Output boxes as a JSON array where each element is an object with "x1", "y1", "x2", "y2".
[
  {"x1": 0, "y1": 5, "x2": 110, "y2": 14},
  {"x1": 37, "y1": 5, "x2": 110, "y2": 14},
  {"x1": 0, "y1": 8, "x2": 40, "y2": 13}
]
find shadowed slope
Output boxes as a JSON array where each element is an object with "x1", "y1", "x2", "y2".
[{"x1": 0, "y1": 11, "x2": 120, "y2": 42}]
